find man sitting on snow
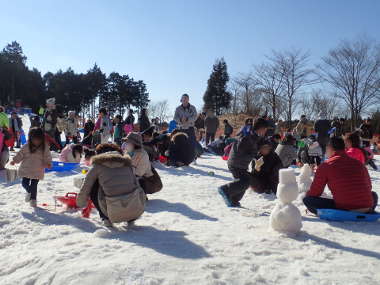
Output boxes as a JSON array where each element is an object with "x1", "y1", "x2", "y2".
[{"x1": 303, "y1": 137, "x2": 378, "y2": 215}]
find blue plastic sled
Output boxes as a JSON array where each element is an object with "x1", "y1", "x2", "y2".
[
  {"x1": 318, "y1": 209, "x2": 380, "y2": 222},
  {"x1": 45, "y1": 161, "x2": 79, "y2": 172}
]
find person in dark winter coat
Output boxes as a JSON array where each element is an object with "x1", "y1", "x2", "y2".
[
  {"x1": 204, "y1": 110, "x2": 219, "y2": 145},
  {"x1": 275, "y1": 134, "x2": 297, "y2": 168},
  {"x1": 9, "y1": 111, "x2": 23, "y2": 149},
  {"x1": 331, "y1": 117, "x2": 343, "y2": 138},
  {"x1": 138, "y1": 108, "x2": 151, "y2": 132},
  {"x1": 218, "y1": 118, "x2": 269, "y2": 207},
  {"x1": 360, "y1": 118, "x2": 373, "y2": 148},
  {"x1": 314, "y1": 114, "x2": 331, "y2": 157},
  {"x1": 194, "y1": 112, "x2": 206, "y2": 141},
  {"x1": 223, "y1": 119, "x2": 233, "y2": 138},
  {"x1": 251, "y1": 142, "x2": 283, "y2": 194},
  {"x1": 125, "y1": 109, "x2": 135, "y2": 126},
  {"x1": 303, "y1": 137, "x2": 378, "y2": 215},
  {"x1": 168, "y1": 132, "x2": 196, "y2": 167}
]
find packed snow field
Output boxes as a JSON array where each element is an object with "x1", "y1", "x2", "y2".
[
  {"x1": 1, "y1": 116, "x2": 380, "y2": 285},
  {"x1": 1, "y1": 154, "x2": 380, "y2": 285}
]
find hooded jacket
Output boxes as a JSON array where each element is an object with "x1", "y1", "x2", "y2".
[
  {"x1": 129, "y1": 148, "x2": 153, "y2": 177},
  {"x1": 13, "y1": 143, "x2": 52, "y2": 180},
  {"x1": 59, "y1": 144, "x2": 82, "y2": 163},
  {"x1": 168, "y1": 132, "x2": 195, "y2": 165},
  {"x1": 77, "y1": 152, "x2": 146, "y2": 223},
  {"x1": 251, "y1": 151, "x2": 283, "y2": 193},
  {"x1": 228, "y1": 132, "x2": 261, "y2": 170}
]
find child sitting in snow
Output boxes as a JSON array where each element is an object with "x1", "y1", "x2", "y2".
[
  {"x1": 251, "y1": 141, "x2": 283, "y2": 194},
  {"x1": 10, "y1": 127, "x2": 52, "y2": 207},
  {"x1": 59, "y1": 143, "x2": 83, "y2": 163}
]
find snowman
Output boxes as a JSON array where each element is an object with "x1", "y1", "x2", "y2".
[
  {"x1": 298, "y1": 164, "x2": 313, "y2": 193},
  {"x1": 270, "y1": 168, "x2": 302, "y2": 235}
]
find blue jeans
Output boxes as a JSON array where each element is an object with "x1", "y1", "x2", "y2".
[{"x1": 22, "y1": 178, "x2": 39, "y2": 200}]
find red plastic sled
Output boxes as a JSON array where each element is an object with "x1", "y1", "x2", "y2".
[{"x1": 54, "y1": 192, "x2": 95, "y2": 218}]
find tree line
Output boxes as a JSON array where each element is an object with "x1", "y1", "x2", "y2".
[
  {"x1": 203, "y1": 37, "x2": 380, "y2": 130},
  {"x1": 0, "y1": 41, "x2": 149, "y2": 117}
]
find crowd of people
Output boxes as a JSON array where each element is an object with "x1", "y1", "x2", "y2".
[{"x1": 0, "y1": 94, "x2": 379, "y2": 228}]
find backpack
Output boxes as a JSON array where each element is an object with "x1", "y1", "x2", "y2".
[{"x1": 139, "y1": 167, "x2": 163, "y2": 194}]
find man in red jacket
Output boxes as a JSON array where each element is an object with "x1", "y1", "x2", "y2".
[{"x1": 303, "y1": 137, "x2": 378, "y2": 214}]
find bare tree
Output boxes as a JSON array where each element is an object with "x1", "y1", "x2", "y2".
[
  {"x1": 299, "y1": 90, "x2": 339, "y2": 120},
  {"x1": 318, "y1": 38, "x2": 380, "y2": 129},
  {"x1": 148, "y1": 100, "x2": 170, "y2": 123},
  {"x1": 270, "y1": 49, "x2": 315, "y2": 126},
  {"x1": 234, "y1": 72, "x2": 263, "y2": 116},
  {"x1": 253, "y1": 62, "x2": 285, "y2": 121}
]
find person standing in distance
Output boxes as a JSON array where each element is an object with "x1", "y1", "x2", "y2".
[{"x1": 174, "y1": 94, "x2": 197, "y2": 145}]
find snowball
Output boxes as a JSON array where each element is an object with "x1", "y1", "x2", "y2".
[
  {"x1": 270, "y1": 203, "x2": 302, "y2": 235},
  {"x1": 277, "y1": 183, "x2": 299, "y2": 204}
]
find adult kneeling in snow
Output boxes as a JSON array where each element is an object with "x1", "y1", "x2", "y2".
[
  {"x1": 303, "y1": 137, "x2": 378, "y2": 215},
  {"x1": 77, "y1": 143, "x2": 146, "y2": 228}
]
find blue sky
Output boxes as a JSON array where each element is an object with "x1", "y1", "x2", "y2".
[{"x1": 1, "y1": 0, "x2": 379, "y2": 112}]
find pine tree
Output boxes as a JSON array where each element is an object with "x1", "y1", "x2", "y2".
[{"x1": 203, "y1": 58, "x2": 231, "y2": 115}]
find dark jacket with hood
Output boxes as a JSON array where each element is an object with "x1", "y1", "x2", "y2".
[
  {"x1": 251, "y1": 151, "x2": 283, "y2": 193},
  {"x1": 138, "y1": 114, "x2": 151, "y2": 133},
  {"x1": 168, "y1": 132, "x2": 195, "y2": 166},
  {"x1": 228, "y1": 132, "x2": 261, "y2": 170}
]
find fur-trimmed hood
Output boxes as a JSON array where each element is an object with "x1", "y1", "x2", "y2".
[
  {"x1": 92, "y1": 151, "x2": 132, "y2": 168},
  {"x1": 171, "y1": 132, "x2": 188, "y2": 143}
]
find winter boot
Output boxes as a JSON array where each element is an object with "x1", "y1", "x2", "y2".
[
  {"x1": 25, "y1": 193, "x2": 31, "y2": 202},
  {"x1": 30, "y1": 200, "x2": 37, "y2": 207}
]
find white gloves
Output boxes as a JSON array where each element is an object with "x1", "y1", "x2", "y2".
[{"x1": 254, "y1": 157, "x2": 264, "y2": 172}]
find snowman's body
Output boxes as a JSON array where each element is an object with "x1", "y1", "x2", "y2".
[
  {"x1": 270, "y1": 169, "x2": 302, "y2": 235},
  {"x1": 298, "y1": 164, "x2": 313, "y2": 193}
]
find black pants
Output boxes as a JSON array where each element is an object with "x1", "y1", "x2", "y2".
[
  {"x1": 222, "y1": 167, "x2": 251, "y2": 204},
  {"x1": 22, "y1": 178, "x2": 39, "y2": 200},
  {"x1": 303, "y1": 192, "x2": 379, "y2": 215},
  {"x1": 205, "y1": 132, "x2": 216, "y2": 146},
  {"x1": 89, "y1": 182, "x2": 108, "y2": 220}
]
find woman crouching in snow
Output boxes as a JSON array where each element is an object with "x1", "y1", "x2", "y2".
[
  {"x1": 59, "y1": 144, "x2": 83, "y2": 163},
  {"x1": 10, "y1": 127, "x2": 52, "y2": 207},
  {"x1": 76, "y1": 143, "x2": 146, "y2": 228}
]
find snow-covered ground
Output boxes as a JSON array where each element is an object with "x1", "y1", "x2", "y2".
[{"x1": 1, "y1": 117, "x2": 380, "y2": 285}]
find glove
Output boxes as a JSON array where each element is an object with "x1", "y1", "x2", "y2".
[{"x1": 254, "y1": 157, "x2": 264, "y2": 172}]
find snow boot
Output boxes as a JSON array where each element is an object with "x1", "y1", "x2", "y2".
[
  {"x1": 103, "y1": 219, "x2": 113, "y2": 228},
  {"x1": 218, "y1": 187, "x2": 233, "y2": 207},
  {"x1": 25, "y1": 193, "x2": 31, "y2": 202},
  {"x1": 30, "y1": 200, "x2": 37, "y2": 207}
]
